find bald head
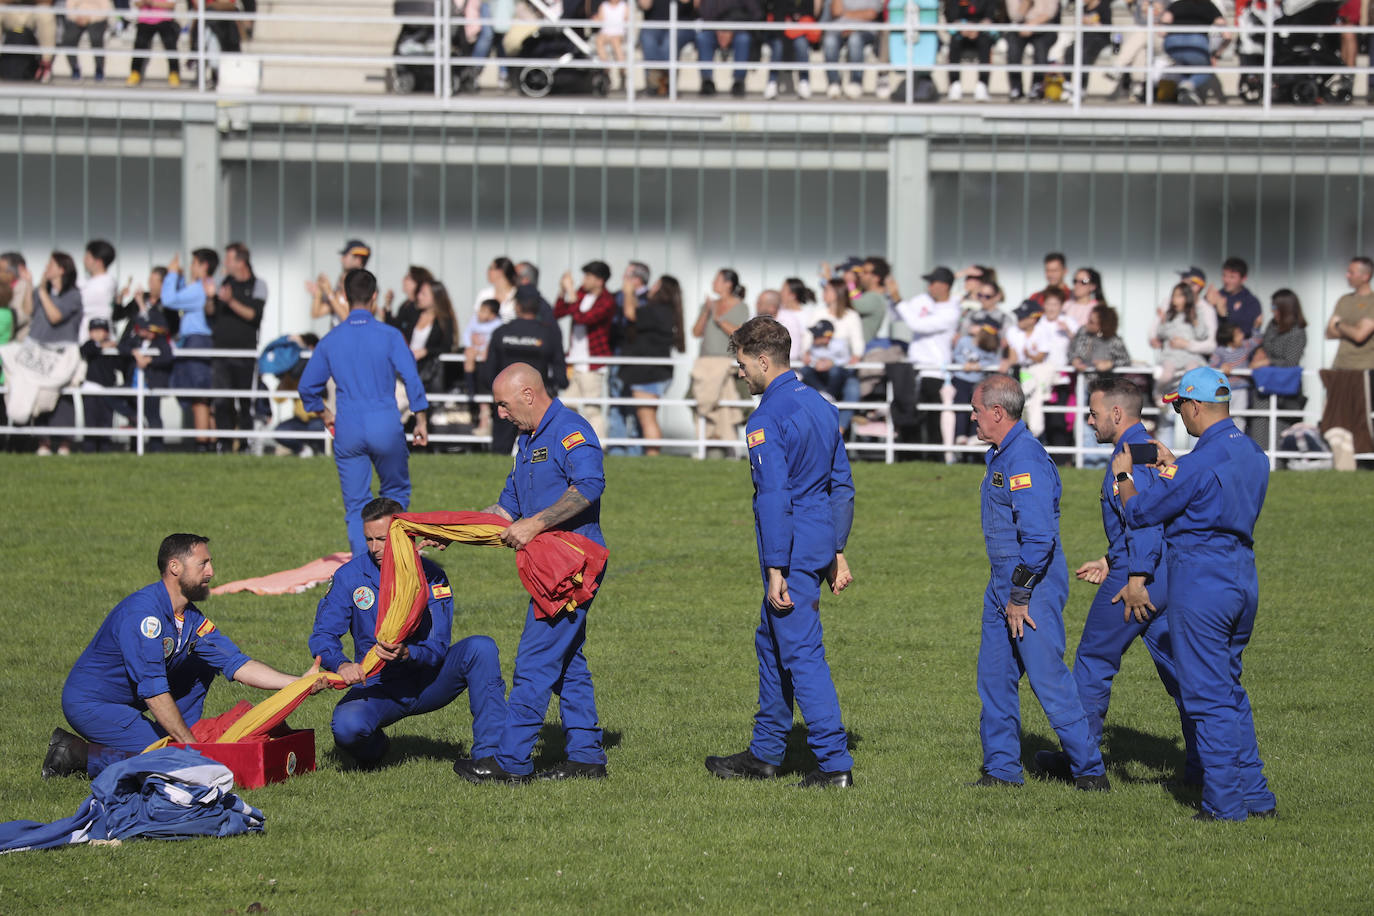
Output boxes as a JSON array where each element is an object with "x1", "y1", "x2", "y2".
[
  {"x1": 492, "y1": 362, "x2": 552, "y2": 433},
  {"x1": 755, "y1": 289, "x2": 781, "y2": 317}
]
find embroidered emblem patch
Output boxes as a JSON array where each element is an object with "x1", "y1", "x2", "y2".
[
  {"x1": 531, "y1": 447, "x2": 549, "y2": 463},
  {"x1": 286, "y1": 751, "x2": 298, "y2": 776},
  {"x1": 140, "y1": 616, "x2": 162, "y2": 639},
  {"x1": 1112, "y1": 481, "x2": 1120, "y2": 496},
  {"x1": 990, "y1": 472, "x2": 1004, "y2": 487},
  {"x1": 562, "y1": 431, "x2": 586, "y2": 450},
  {"x1": 432, "y1": 583, "x2": 452, "y2": 599},
  {"x1": 353, "y1": 586, "x2": 376, "y2": 610},
  {"x1": 1159, "y1": 464, "x2": 1178, "y2": 480},
  {"x1": 162, "y1": 636, "x2": 175, "y2": 658},
  {"x1": 196, "y1": 619, "x2": 216, "y2": 637},
  {"x1": 1009, "y1": 473, "x2": 1032, "y2": 491},
  {"x1": 747, "y1": 429, "x2": 766, "y2": 448}
]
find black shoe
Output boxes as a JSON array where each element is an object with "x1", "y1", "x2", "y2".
[
  {"x1": 704, "y1": 750, "x2": 779, "y2": 780},
  {"x1": 968, "y1": 773, "x2": 1021, "y2": 788},
  {"x1": 42, "y1": 728, "x2": 88, "y2": 779},
  {"x1": 794, "y1": 769, "x2": 853, "y2": 788},
  {"x1": 1178, "y1": 84, "x2": 1202, "y2": 106},
  {"x1": 1033, "y1": 749, "x2": 1073, "y2": 783},
  {"x1": 453, "y1": 755, "x2": 528, "y2": 785},
  {"x1": 1074, "y1": 773, "x2": 1111, "y2": 792},
  {"x1": 1250, "y1": 807, "x2": 1278, "y2": 819},
  {"x1": 535, "y1": 760, "x2": 608, "y2": 781},
  {"x1": 700, "y1": 79, "x2": 716, "y2": 97},
  {"x1": 731, "y1": 79, "x2": 746, "y2": 98}
]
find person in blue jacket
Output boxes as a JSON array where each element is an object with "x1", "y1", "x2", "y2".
[
  {"x1": 309, "y1": 497, "x2": 508, "y2": 769},
  {"x1": 1035, "y1": 376, "x2": 1196, "y2": 783},
  {"x1": 1116, "y1": 366, "x2": 1277, "y2": 822},
  {"x1": 45, "y1": 534, "x2": 325, "y2": 780},
  {"x1": 298, "y1": 269, "x2": 430, "y2": 557},
  {"x1": 969, "y1": 373, "x2": 1109, "y2": 791},
  {"x1": 704, "y1": 317, "x2": 857, "y2": 789},
  {"x1": 447, "y1": 362, "x2": 608, "y2": 784}
]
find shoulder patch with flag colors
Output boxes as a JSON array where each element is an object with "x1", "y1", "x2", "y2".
[
  {"x1": 196, "y1": 619, "x2": 216, "y2": 637},
  {"x1": 561, "y1": 431, "x2": 586, "y2": 450},
  {"x1": 1009, "y1": 473, "x2": 1032, "y2": 491},
  {"x1": 747, "y1": 429, "x2": 766, "y2": 449},
  {"x1": 1159, "y1": 464, "x2": 1178, "y2": 480},
  {"x1": 431, "y1": 583, "x2": 451, "y2": 599}
]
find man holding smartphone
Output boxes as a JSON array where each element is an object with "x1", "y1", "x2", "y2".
[{"x1": 1035, "y1": 377, "x2": 1196, "y2": 785}]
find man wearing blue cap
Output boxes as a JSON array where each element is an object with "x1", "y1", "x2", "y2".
[
  {"x1": 969, "y1": 373, "x2": 1108, "y2": 791},
  {"x1": 299, "y1": 269, "x2": 429, "y2": 557},
  {"x1": 1114, "y1": 366, "x2": 1277, "y2": 822}
]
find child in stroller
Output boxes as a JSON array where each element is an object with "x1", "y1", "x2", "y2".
[
  {"x1": 1235, "y1": 0, "x2": 1354, "y2": 104},
  {"x1": 389, "y1": 0, "x2": 481, "y2": 93},
  {"x1": 508, "y1": 0, "x2": 611, "y2": 97}
]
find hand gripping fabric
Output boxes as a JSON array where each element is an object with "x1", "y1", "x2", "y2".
[{"x1": 147, "y1": 512, "x2": 608, "y2": 749}]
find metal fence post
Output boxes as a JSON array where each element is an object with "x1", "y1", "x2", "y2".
[
  {"x1": 1144, "y1": 8, "x2": 1154, "y2": 107},
  {"x1": 135, "y1": 384, "x2": 146, "y2": 457},
  {"x1": 1072, "y1": 0, "x2": 1084, "y2": 112},
  {"x1": 434, "y1": 0, "x2": 444, "y2": 100},
  {"x1": 197, "y1": 1, "x2": 208, "y2": 93},
  {"x1": 668, "y1": 4, "x2": 678, "y2": 100},
  {"x1": 1262, "y1": 13, "x2": 1273, "y2": 112},
  {"x1": 626, "y1": 9, "x2": 636, "y2": 105}
]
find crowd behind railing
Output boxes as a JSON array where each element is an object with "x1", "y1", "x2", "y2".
[
  {"x1": 0, "y1": 1, "x2": 1372, "y2": 108},
  {"x1": 2, "y1": 238, "x2": 1372, "y2": 468}
]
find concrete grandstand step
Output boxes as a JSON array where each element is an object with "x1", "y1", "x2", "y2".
[{"x1": 251, "y1": 0, "x2": 397, "y2": 95}]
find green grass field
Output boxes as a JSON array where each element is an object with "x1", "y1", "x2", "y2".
[{"x1": 0, "y1": 453, "x2": 1369, "y2": 913}]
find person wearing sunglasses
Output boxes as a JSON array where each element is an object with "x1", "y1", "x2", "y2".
[{"x1": 1113, "y1": 366, "x2": 1277, "y2": 823}]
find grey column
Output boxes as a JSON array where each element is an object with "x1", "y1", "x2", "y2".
[
  {"x1": 887, "y1": 135, "x2": 930, "y2": 272},
  {"x1": 181, "y1": 119, "x2": 220, "y2": 251}
]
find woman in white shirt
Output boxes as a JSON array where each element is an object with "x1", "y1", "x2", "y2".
[
  {"x1": 77, "y1": 239, "x2": 117, "y2": 343},
  {"x1": 471, "y1": 256, "x2": 519, "y2": 323},
  {"x1": 1020, "y1": 288, "x2": 1079, "y2": 456}
]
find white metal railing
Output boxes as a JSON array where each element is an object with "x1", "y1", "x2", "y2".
[
  {"x1": 1, "y1": 346, "x2": 1365, "y2": 468},
  {"x1": 1, "y1": 3, "x2": 1372, "y2": 116}
]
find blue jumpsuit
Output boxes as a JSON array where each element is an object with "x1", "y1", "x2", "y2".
[
  {"x1": 745, "y1": 373, "x2": 855, "y2": 774},
  {"x1": 1121, "y1": 420, "x2": 1275, "y2": 821},
  {"x1": 298, "y1": 308, "x2": 429, "y2": 556},
  {"x1": 979, "y1": 421, "x2": 1104, "y2": 782},
  {"x1": 309, "y1": 554, "x2": 508, "y2": 764},
  {"x1": 61, "y1": 582, "x2": 251, "y2": 773},
  {"x1": 1073, "y1": 421, "x2": 1197, "y2": 778},
  {"x1": 492, "y1": 399, "x2": 607, "y2": 776}
]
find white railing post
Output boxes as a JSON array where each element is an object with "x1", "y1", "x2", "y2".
[
  {"x1": 1268, "y1": 392, "x2": 1278, "y2": 470},
  {"x1": 1144, "y1": 8, "x2": 1154, "y2": 107},
  {"x1": 1073, "y1": 371, "x2": 1085, "y2": 468},
  {"x1": 135, "y1": 384, "x2": 146, "y2": 457},
  {"x1": 626, "y1": 8, "x2": 637, "y2": 104},
  {"x1": 1072, "y1": 0, "x2": 1084, "y2": 112},
  {"x1": 197, "y1": 0, "x2": 208, "y2": 92},
  {"x1": 434, "y1": 0, "x2": 444, "y2": 100},
  {"x1": 442, "y1": 0, "x2": 453, "y2": 100},
  {"x1": 668, "y1": 4, "x2": 678, "y2": 100},
  {"x1": 1261, "y1": 12, "x2": 1273, "y2": 112}
]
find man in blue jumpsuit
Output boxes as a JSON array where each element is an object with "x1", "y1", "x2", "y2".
[
  {"x1": 299, "y1": 269, "x2": 430, "y2": 557},
  {"x1": 969, "y1": 374, "x2": 1109, "y2": 790},
  {"x1": 309, "y1": 497, "x2": 509, "y2": 768},
  {"x1": 1035, "y1": 376, "x2": 1197, "y2": 783},
  {"x1": 1116, "y1": 366, "x2": 1277, "y2": 822},
  {"x1": 45, "y1": 534, "x2": 324, "y2": 779},
  {"x1": 704, "y1": 317, "x2": 857, "y2": 789},
  {"x1": 449, "y1": 362, "x2": 608, "y2": 783}
]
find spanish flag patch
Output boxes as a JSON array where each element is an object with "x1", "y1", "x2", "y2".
[
  {"x1": 561, "y1": 431, "x2": 586, "y2": 450},
  {"x1": 747, "y1": 429, "x2": 766, "y2": 449},
  {"x1": 1009, "y1": 473, "x2": 1032, "y2": 491},
  {"x1": 432, "y1": 583, "x2": 452, "y2": 599},
  {"x1": 1159, "y1": 464, "x2": 1178, "y2": 480},
  {"x1": 196, "y1": 619, "x2": 216, "y2": 637}
]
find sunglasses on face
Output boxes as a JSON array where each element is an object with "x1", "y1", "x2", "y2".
[
  {"x1": 1074, "y1": 277, "x2": 1092, "y2": 285},
  {"x1": 1171, "y1": 397, "x2": 1192, "y2": 414},
  {"x1": 977, "y1": 292, "x2": 997, "y2": 300}
]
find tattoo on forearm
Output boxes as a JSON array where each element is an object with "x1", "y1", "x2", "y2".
[
  {"x1": 483, "y1": 504, "x2": 513, "y2": 521},
  {"x1": 536, "y1": 487, "x2": 590, "y2": 528}
]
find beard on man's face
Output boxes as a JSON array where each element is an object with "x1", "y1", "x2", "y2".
[{"x1": 181, "y1": 576, "x2": 211, "y2": 602}]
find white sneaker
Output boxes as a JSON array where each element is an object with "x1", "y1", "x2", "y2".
[
  {"x1": 974, "y1": 82, "x2": 989, "y2": 102},
  {"x1": 827, "y1": 82, "x2": 842, "y2": 99},
  {"x1": 763, "y1": 80, "x2": 778, "y2": 100},
  {"x1": 797, "y1": 79, "x2": 812, "y2": 100},
  {"x1": 947, "y1": 81, "x2": 963, "y2": 102},
  {"x1": 875, "y1": 75, "x2": 891, "y2": 97},
  {"x1": 36, "y1": 444, "x2": 52, "y2": 456},
  {"x1": 299, "y1": 445, "x2": 315, "y2": 458},
  {"x1": 843, "y1": 81, "x2": 862, "y2": 100}
]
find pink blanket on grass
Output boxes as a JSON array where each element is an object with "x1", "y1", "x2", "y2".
[{"x1": 210, "y1": 553, "x2": 352, "y2": 596}]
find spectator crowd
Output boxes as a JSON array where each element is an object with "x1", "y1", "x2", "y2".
[{"x1": 1, "y1": 233, "x2": 1372, "y2": 467}]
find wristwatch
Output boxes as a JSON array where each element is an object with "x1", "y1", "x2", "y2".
[{"x1": 1115, "y1": 471, "x2": 1133, "y2": 484}]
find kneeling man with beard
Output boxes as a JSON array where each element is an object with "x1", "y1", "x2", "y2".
[{"x1": 43, "y1": 533, "x2": 322, "y2": 778}]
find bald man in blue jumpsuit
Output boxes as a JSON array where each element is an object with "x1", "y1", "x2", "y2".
[
  {"x1": 704, "y1": 317, "x2": 856, "y2": 789},
  {"x1": 1117, "y1": 366, "x2": 1277, "y2": 822},
  {"x1": 299, "y1": 268, "x2": 429, "y2": 557},
  {"x1": 1036, "y1": 376, "x2": 1197, "y2": 783},
  {"x1": 451, "y1": 362, "x2": 608, "y2": 784},
  {"x1": 970, "y1": 374, "x2": 1108, "y2": 790}
]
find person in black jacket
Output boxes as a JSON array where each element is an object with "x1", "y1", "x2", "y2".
[
  {"x1": 696, "y1": 0, "x2": 763, "y2": 97},
  {"x1": 393, "y1": 278, "x2": 457, "y2": 394},
  {"x1": 484, "y1": 290, "x2": 565, "y2": 455},
  {"x1": 119, "y1": 307, "x2": 174, "y2": 451},
  {"x1": 944, "y1": 0, "x2": 996, "y2": 101},
  {"x1": 80, "y1": 317, "x2": 128, "y2": 452},
  {"x1": 1059, "y1": 0, "x2": 1113, "y2": 98},
  {"x1": 619, "y1": 275, "x2": 686, "y2": 456}
]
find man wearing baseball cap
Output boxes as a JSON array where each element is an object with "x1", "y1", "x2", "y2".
[
  {"x1": 1111, "y1": 366, "x2": 1277, "y2": 822},
  {"x1": 309, "y1": 240, "x2": 373, "y2": 325}
]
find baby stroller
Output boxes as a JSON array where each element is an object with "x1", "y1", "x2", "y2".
[
  {"x1": 510, "y1": 0, "x2": 609, "y2": 98},
  {"x1": 1236, "y1": 0, "x2": 1353, "y2": 104},
  {"x1": 388, "y1": 0, "x2": 474, "y2": 94}
]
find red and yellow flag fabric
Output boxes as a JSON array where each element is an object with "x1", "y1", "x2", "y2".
[{"x1": 148, "y1": 511, "x2": 608, "y2": 750}]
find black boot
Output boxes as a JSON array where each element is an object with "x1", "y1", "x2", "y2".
[
  {"x1": 42, "y1": 728, "x2": 88, "y2": 779},
  {"x1": 704, "y1": 749, "x2": 778, "y2": 780},
  {"x1": 453, "y1": 755, "x2": 529, "y2": 785},
  {"x1": 794, "y1": 769, "x2": 853, "y2": 788}
]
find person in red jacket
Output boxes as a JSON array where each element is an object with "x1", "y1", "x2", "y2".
[{"x1": 555, "y1": 261, "x2": 617, "y2": 443}]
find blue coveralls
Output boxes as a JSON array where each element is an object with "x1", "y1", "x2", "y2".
[
  {"x1": 309, "y1": 553, "x2": 508, "y2": 764},
  {"x1": 492, "y1": 399, "x2": 607, "y2": 775},
  {"x1": 298, "y1": 308, "x2": 429, "y2": 556},
  {"x1": 61, "y1": 582, "x2": 251, "y2": 774},
  {"x1": 745, "y1": 373, "x2": 856, "y2": 774},
  {"x1": 1073, "y1": 421, "x2": 1197, "y2": 778},
  {"x1": 979, "y1": 421, "x2": 1104, "y2": 782},
  {"x1": 1121, "y1": 420, "x2": 1276, "y2": 820}
]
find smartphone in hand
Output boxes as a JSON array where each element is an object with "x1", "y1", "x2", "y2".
[{"x1": 1129, "y1": 442, "x2": 1158, "y2": 465}]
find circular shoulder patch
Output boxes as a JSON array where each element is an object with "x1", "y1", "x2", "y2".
[
  {"x1": 352, "y1": 586, "x2": 376, "y2": 611},
  {"x1": 140, "y1": 616, "x2": 163, "y2": 639}
]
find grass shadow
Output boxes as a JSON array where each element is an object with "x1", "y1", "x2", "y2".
[
  {"x1": 778, "y1": 725, "x2": 864, "y2": 775},
  {"x1": 1102, "y1": 723, "x2": 1202, "y2": 807},
  {"x1": 532, "y1": 724, "x2": 624, "y2": 769}
]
